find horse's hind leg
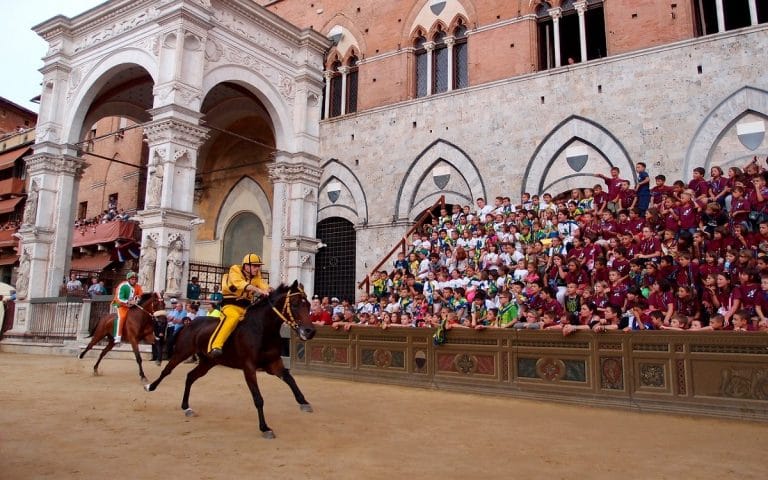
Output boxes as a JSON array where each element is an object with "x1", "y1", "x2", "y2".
[
  {"x1": 180, "y1": 358, "x2": 215, "y2": 417},
  {"x1": 92, "y1": 337, "x2": 116, "y2": 376},
  {"x1": 78, "y1": 336, "x2": 100, "y2": 359},
  {"x1": 243, "y1": 365, "x2": 274, "y2": 439}
]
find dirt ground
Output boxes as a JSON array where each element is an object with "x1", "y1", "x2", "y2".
[{"x1": 0, "y1": 352, "x2": 765, "y2": 480}]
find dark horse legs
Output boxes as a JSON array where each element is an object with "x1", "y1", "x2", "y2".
[
  {"x1": 280, "y1": 369, "x2": 313, "y2": 412},
  {"x1": 243, "y1": 363, "x2": 274, "y2": 438}
]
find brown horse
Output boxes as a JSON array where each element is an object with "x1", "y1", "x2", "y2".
[
  {"x1": 145, "y1": 281, "x2": 316, "y2": 439},
  {"x1": 79, "y1": 292, "x2": 166, "y2": 382}
]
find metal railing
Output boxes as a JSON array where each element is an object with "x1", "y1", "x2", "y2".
[
  {"x1": 26, "y1": 297, "x2": 83, "y2": 342},
  {"x1": 357, "y1": 195, "x2": 444, "y2": 293}
]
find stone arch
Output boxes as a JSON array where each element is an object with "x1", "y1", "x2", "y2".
[
  {"x1": 402, "y1": 0, "x2": 477, "y2": 45},
  {"x1": 202, "y1": 65, "x2": 293, "y2": 153},
  {"x1": 215, "y1": 176, "x2": 272, "y2": 242},
  {"x1": 396, "y1": 139, "x2": 486, "y2": 221},
  {"x1": 62, "y1": 49, "x2": 159, "y2": 144},
  {"x1": 222, "y1": 212, "x2": 265, "y2": 267},
  {"x1": 684, "y1": 86, "x2": 768, "y2": 181},
  {"x1": 318, "y1": 159, "x2": 368, "y2": 224},
  {"x1": 320, "y1": 13, "x2": 367, "y2": 58},
  {"x1": 523, "y1": 115, "x2": 635, "y2": 196}
]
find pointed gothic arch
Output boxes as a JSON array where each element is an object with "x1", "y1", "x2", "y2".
[
  {"x1": 215, "y1": 176, "x2": 272, "y2": 244},
  {"x1": 395, "y1": 139, "x2": 486, "y2": 221},
  {"x1": 318, "y1": 159, "x2": 368, "y2": 224},
  {"x1": 523, "y1": 115, "x2": 635, "y2": 196},
  {"x1": 684, "y1": 86, "x2": 768, "y2": 181}
]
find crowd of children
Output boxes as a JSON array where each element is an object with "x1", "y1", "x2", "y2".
[{"x1": 316, "y1": 157, "x2": 768, "y2": 337}]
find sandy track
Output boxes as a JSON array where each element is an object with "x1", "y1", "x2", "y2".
[{"x1": 0, "y1": 352, "x2": 765, "y2": 480}]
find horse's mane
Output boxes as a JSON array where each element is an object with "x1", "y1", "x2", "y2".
[
  {"x1": 248, "y1": 283, "x2": 292, "y2": 311},
  {"x1": 138, "y1": 292, "x2": 157, "y2": 304}
]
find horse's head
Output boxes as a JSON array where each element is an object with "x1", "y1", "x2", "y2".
[
  {"x1": 139, "y1": 292, "x2": 165, "y2": 315},
  {"x1": 271, "y1": 280, "x2": 315, "y2": 341}
]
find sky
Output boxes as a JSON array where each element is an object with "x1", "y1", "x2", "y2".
[{"x1": 0, "y1": 0, "x2": 105, "y2": 112}]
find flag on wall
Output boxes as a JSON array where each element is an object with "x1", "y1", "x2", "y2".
[{"x1": 112, "y1": 240, "x2": 140, "y2": 263}]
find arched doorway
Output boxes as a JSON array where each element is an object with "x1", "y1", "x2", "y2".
[
  {"x1": 222, "y1": 212, "x2": 265, "y2": 267},
  {"x1": 314, "y1": 217, "x2": 356, "y2": 302}
]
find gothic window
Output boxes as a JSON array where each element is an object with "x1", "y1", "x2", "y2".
[
  {"x1": 537, "y1": 3, "x2": 556, "y2": 70},
  {"x1": 694, "y1": 0, "x2": 762, "y2": 35},
  {"x1": 433, "y1": 30, "x2": 449, "y2": 94},
  {"x1": 346, "y1": 56, "x2": 359, "y2": 114},
  {"x1": 314, "y1": 217, "x2": 356, "y2": 302},
  {"x1": 414, "y1": 35, "x2": 428, "y2": 98},
  {"x1": 453, "y1": 23, "x2": 468, "y2": 90},
  {"x1": 536, "y1": 0, "x2": 606, "y2": 70},
  {"x1": 329, "y1": 60, "x2": 343, "y2": 118}
]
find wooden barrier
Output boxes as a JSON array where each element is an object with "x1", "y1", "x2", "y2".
[{"x1": 292, "y1": 327, "x2": 768, "y2": 421}]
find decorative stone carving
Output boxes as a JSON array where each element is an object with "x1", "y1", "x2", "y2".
[
  {"x1": 204, "y1": 38, "x2": 223, "y2": 63},
  {"x1": 211, "y1": 9, "x2": 296, "y2": 61},
  {"x1": 720, "y1": 367, "x2": 768, "y2": 400},
  {"x1": 639, "y1": 364, "x2": 665, "y2": 388},
  {"x1": 22, "y1": 180, "x2": 40, "y2": 226},
  {"x1": 133, "y1": 34, "x2": 160, "y2": 57},
  {"x1": 138, "y1": 236, "x2": 157, "y2": 291},
  {"x1": 73, "y1": 6, "x2": 161, "y2": 53},
  {"x1": 536, "y1": 357, "x2": 566, "y2": 381},
  {"x1": 148, "y1": 165, "x2": 163, "y2": 208},
  {"x1": 36, "y1": 125, "x2": 60, "y2": 143},
  {"x1": 16, "y1": 248, "x2": 31, "y2": 300},
  {"x1": 165, "y1": 239, "x2": 184, "y2": 294}
]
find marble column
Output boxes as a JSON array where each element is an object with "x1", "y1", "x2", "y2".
[
  {"x1": 268, "y1": 153, "x2": 323, "y2": 291},
  {"x1": 715, "y1": 0, "x2": 726, "y2": 32},
  {"x1": 424, "y1": 42, "x2": 436, "y2": 96},
  {"x1": 10, "y1": 149, "x2": 86, "y2": 333},
  {"x1": 575, "y1": 1, "x2": 588, "y2": 63},
  {"x1": 445, "y1": 36, "x2": 456, "y2": 91},
  {"x1": 549, "y1": 8, "x2": 563, "y2": 68},
  {"x1": 137, "y1": 111, "x2": 208, "y2": 298},
  {"x1": 338, "y1": 66, "x2": 350, "y2": 115}
]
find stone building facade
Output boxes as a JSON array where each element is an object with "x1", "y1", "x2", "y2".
[{"x1": 9, "y1": 0, "x2": 768, "y2": 326}]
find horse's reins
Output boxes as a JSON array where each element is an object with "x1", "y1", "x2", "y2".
[{"x1": 268, "y1": 290, "x2": 305, "y2": 330}]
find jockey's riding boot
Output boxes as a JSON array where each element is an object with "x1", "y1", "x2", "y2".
[
  {"x1": 114, "y1": 336, "x2": 122, "y2": 346},
  {"x1": 209, "y1": 348, "x2": 223, "y2": 358}
]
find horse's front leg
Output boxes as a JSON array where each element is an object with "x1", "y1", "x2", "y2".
[
  {"x1": 131, "y1": 340, "x2": 147, "y2": 383},
  {"x1": 243, "y1": 365, "x2": 274, "y2": 438},
  {"x1": 268, "y1": 359, "x2": 312, "y2": 412},
  {"x1": 180, "y1": 357, "x2": 215, "y2": 417}
]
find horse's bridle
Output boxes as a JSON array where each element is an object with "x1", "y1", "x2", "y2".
[
  {"x1": 269, "y1": 289, "x2": 306, "y2": 331},
  {"x1": 132, "y1": 293, "x2": 162, "y2": 318}
]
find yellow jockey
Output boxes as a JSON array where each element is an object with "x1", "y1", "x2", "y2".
[{"x1": 207, "y1": 253, "x2": 270, "y2": 357}]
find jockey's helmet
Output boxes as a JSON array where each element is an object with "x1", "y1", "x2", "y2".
[
  {"x1": 242, "y1": 253, "x2": 263, "y2": 266},
  {"x1": 126, "y1": 271, "x2": 137, "y2": 279}
]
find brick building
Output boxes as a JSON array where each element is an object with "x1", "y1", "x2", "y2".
[
  {"x1": 9, "y1": 0, "x2": 768, "y2": 316},
  {"x1": 0, "y1": 97, "x2": 36, "y2": 137}
]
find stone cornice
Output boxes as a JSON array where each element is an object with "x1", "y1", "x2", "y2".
[
  {"x1": 23, "y1": 153, "x2": 87, "y2": 177},
  {"x1": 143, "y1": 118, "x2": 209, "y2": 147},
  {"x1": 268, "y1": 162, "x2": 322, "y2": 185}
]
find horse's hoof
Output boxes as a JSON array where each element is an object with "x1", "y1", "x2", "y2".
[
  {"x1": 300, "y1": 404, "x2": 313, "y2": 413},
  {"x1": 184, "y1": 408, "x2": 196, "y2": 417},
  {"x1": 262, "y1": 430, "x2": 276, "y2": 439},
  {"x1": 92, "y1": 370, "x2": 99, "y2": 377},
  {"x1": 144, "y1": 384, "x2": 152, "y2": 392}
]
